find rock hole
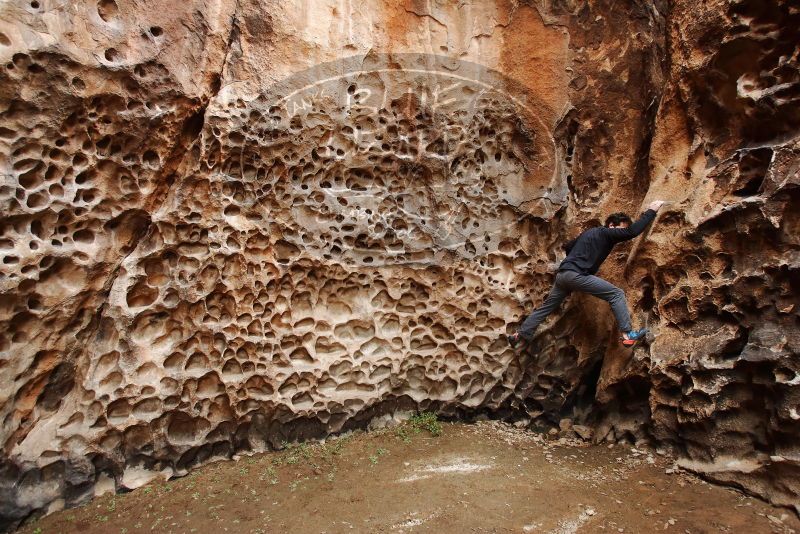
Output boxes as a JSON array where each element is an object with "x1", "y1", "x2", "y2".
[
  {"x1": 774, "y1": 367, "x2": 796, "y2": 383},
  {"x1": 733, "y1": 147, "x2": 771, "y2": 196},
  {"x1": 142, "y1": 150, "x2": 160, "y2": 168},
  {"x1": 104, "y1": 48, "x2": 121, "y2": 63},
  {"x1": 73, "y1": 229, "x2": 94, "y2": 244},
  {"x1": 97, "y1": 0, "x2": 118, "y2": 21},
  {"x1": 719, "y1": 328, "x2": 750, "y2": 360}
]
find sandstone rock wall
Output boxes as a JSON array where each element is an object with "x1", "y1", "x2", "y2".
[
  {"x1": 594, "y1": 0, "x2": 800, "y2": 513},
  {"x1": 0, "y1": 0, "x2": 797, "y2": 528}
]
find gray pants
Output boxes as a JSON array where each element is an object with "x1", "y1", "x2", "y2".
[{"x1": 518, "y1": 270, "x2": 632, "y2": 340}]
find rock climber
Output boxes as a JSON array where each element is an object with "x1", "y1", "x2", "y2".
[{"x1": 507, "y1": 200, "x2": 666, "y2": 349}]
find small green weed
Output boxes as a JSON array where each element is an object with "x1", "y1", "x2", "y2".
[
  {"x1": 297, "y1": 443, "x2": 312, "y2": 459},
  {"x1": 327, "y1": 434, "x2": 351, "y2": 456},
  {"x1": 369, "y1": 446, "x2": 389, "y2": 465},
  {"x1": 410, "y1": 412, "x2": 442, "y2": 436},
  {"x1": 262, "y1": 465, "x2": 279, "y2": 485},
  {"x1": 395, "y1": 426, "x2": 411, "y2": 443}
]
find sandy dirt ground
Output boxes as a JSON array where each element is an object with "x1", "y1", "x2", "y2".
[{"x1": 18, "y1": 421, "x2": 800, "y2": 534}]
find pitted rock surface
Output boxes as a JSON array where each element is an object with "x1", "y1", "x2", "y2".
[{"x1": 0, "y1": 0, "x2": 798, "y2": 528}]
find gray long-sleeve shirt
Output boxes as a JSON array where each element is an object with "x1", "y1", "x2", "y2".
[{"x1": 558, "y1": 209, "x2": 657, "y2": 275}]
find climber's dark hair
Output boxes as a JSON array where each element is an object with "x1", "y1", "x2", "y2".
[{"x1": 605, "y1": 212, "x2": 632, "y2": 227}]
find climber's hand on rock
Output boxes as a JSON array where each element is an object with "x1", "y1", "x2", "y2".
[{"x1": 648, "y1": 200, "x2": 666, "y2": 212}]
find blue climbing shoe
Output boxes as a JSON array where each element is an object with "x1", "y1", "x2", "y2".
[
  {"x1": 506, "y1": 332, "x2": 526, "y2": 349},
  {"x1": 621, "y1": 328, "x2": 648, "y2": 347}
]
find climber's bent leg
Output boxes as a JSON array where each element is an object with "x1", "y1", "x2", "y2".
[
  {"x1": 567, "y1": 273, "x2": 633, "y2": 332},
  {"x1": 518, "y1": 273, "x2": 570, "y2": 341}
]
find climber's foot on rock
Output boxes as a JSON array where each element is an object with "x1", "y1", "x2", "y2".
[
  {"x1": 506, "y1": 332, "x2": 528, "y2": 349},
  {"x1": 622, "y1": 328, "x2": 648, "y2": 347}
]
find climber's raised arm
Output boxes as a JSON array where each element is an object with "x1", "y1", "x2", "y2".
[{"x1": 601, "y1": 200, "x2": 664, "y2": 243}]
